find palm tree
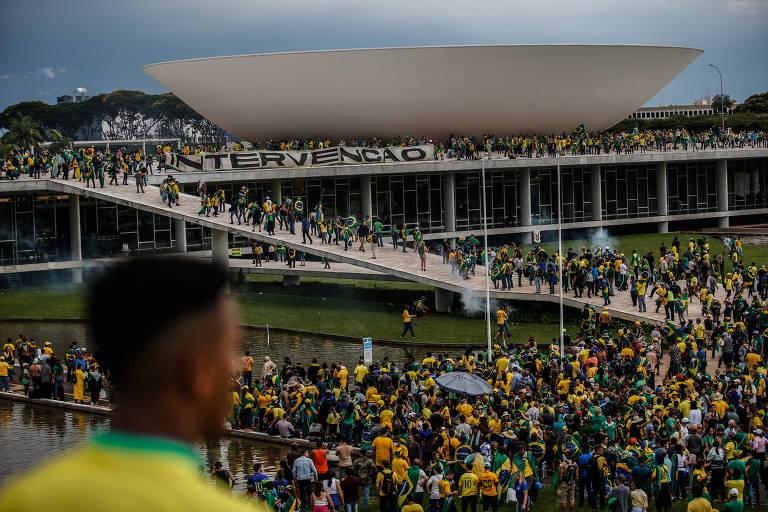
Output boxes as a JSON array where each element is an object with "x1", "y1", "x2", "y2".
[
  {"x1": 7, "y1": 115, "x2": 43, "y2": 152},
  {"x1": 46, "y1": 128, "x2": 72, "y2": 154},
  {"x1": 0, "y1": 138, "x2": 13, "y2": 161}
]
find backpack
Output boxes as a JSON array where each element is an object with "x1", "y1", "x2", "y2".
[
  {"x1": 380, "y1": 471, "x2": 396, "y2": 496},
  {"x1": 588, "y1": 456, "x2": 601, "y2": 480},
  {"x1": 562, "y1": 462, "x2": 576, "y2": 484}
]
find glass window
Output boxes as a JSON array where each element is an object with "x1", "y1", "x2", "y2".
[
  {"x1": 138, "y1": 210, "x2": 154, "y2": 243},
  {"x1": 117, "y1": 205, "x2": 137, "y2": 233}
]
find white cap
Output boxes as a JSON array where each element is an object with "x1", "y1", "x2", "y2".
[{"x1": 730, "y1": 488, "x2": 739, "y2": 497}]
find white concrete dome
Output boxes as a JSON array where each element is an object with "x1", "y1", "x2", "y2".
[{"x1": 144, "y1": 45, "x2": 702, "y2": 141}]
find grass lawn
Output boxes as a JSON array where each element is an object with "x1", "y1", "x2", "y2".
[
  {"x1": 0, "y1": 282, "x2": 573, "y2": 344},
  {"x1": 537, "y1": 231, "x2": 768, "y2": 274}
]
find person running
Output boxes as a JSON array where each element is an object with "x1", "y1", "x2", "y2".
[{"x1": 400, "y1": 306, "x2": 416, "y2": 339}]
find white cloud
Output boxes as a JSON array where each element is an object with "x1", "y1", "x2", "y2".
[
  {"x1": 28, "y1": 67, "x2": 66, "y2": 79},
  {"x1": 0, "y1": 74, "x2": 10, "y2": 80}
]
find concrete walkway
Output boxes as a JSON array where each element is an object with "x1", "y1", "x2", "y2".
[{"x1": 11, "y1": 177, "x2": 731, "y2": 326}]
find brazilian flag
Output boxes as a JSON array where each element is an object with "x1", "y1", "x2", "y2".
[
  {"x1": 493, "y1": 454, "x2": 512, "y2": 504},
  {"x1": 529, "y1": 439, "x2": 546, "y2": 463},
  {"x1": 572, "y1": 123, "x2": 588, "y2": 144},
  {"x1": 397, "y1": 477, "x2": 415, "y2": 509},
  {"x1": 615, "y1": 461, "x2": 632, "y2": 482}
]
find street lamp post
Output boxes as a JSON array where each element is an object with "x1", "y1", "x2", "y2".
[
  {"x1": 481, "y1": 156, "x2": 492, "y2": 362},
  {"x1": 557, "y1": 155, "x2": 564, "y2": 363},
  {"x1": 708, "y1": 63, "x2": 725, "y2": 133}
]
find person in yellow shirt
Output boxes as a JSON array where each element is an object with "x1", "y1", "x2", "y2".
[
  {"x1": 687, "y1": 486, "x2": 714, "y2": 512},
  {"x1": 458, "y1": 469, "x2": 479, "y2": 510},
  {"x1": 354, "y1": 361, "x2": 368, "y2": 384},
  {"x1": 392, "y1": 453, "x2": 409, "y2": 483},
  {"x1": 746, "y1": 351, "x2": 762, "y2": 371},
  {"x1": 493, "y1": 307, "x2": 509, "y2": 343},
  {"x1": 73, "y1": 367, "x2": 87, "y2": 403},
  {"x1": 401, "y1": 495, "x2": 424, "y2": 512},
  {"x1": 400, "y1": 307, "x2": 415, "y2": 339},
  {"x1": 479, "y1": 462, "x2": 499, "y2": 511},
  {"x1": 380, "y1": 408, "x2": 395, "y2": 431},
  {"x1": 0, "y1": 257, "x2": 265, "y2": 512},
  {"x1": 456, "y1": 399, "x2": 473, "y2": 419},
  {"x1": 494, "y1": 355, "x2": 509, "y2": 378},
  {"x1": 0, "y1": 357, "x2": 10, "y2": 392},
  {"x1": 372, "y1": 431, "x2": 395, "y2": 469}
]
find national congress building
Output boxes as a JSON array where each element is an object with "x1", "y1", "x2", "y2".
[{"x1": 1, "y1": 46, "x2": 766, "y2": 269}]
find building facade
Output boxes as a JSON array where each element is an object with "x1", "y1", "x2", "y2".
[{"x1": 0, "y1": 149, "x2": 767, "y2": 266}]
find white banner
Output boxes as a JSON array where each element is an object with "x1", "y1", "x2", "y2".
[
  {"x1": 167, "y1": 144, "x2": 435, "y2": 172},
  {"x1": 362, "y1": 337, "x2": 373, "y2": 365}
]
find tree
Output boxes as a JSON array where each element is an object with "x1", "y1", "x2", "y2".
[
  {"x1": 152, "y1": 93, "x2": 196, "y2": 140},
  {"x1": 99, "y1": 90, "x2": 160, "y2": 140},
  {"x1": 190, "y1": 115, "x2": 227, "y2": 146},
  {"x1": 5, "y1": 115, "x2": 43, "y2": 150},
  {"x1": 735, "y1": 91, "x2": 768, "y2": 114},
  {"x1": 711, "y1": 94, "x2": 735, "y2": 114},
  {"x1": 46, "y1": 129, "x2": 72, "y2": 154},
  {"x1": 0, "y1": 102, "x2": 54, "y2": 133}
]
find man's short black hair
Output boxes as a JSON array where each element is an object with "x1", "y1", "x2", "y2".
[{"x1": 88, "y1": 256, "x2": 228, "y2": 383}]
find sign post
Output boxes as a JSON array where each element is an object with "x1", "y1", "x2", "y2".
[{"x1": 362, "y1": 337, "x2": 373, "y2": 365}]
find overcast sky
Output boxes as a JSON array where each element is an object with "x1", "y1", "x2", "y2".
[{"x1": 1, "y1": 0, "x2": 766, "y2": 110}]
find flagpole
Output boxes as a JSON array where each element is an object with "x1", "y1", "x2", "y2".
[{"x1": 482, "y1": 156, "x2": 492, "y2": 363}]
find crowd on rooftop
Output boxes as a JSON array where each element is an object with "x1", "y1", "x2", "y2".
[{"x1": 175, "y1": 127, "x2": 767, "y2": 160}]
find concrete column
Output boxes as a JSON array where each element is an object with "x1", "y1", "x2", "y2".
[
  {"x1": 442, "y1": 170, "x2": 456, "y2": 232},
  {"x1": 590, "y1": 164, "x2": 604, "y2": 237},
  {"x1": 519, "y1": 168, "x2": 532, "y2": 226},
  {"x1": 434, "y1": 288, "x2": 454, "y2": 313},
  {"x1": 211, "y1": 229, "x2": 229, "y2": 265},
  {"x1": 656, "y1": 161, "x2": 668, "y2": 233},
  {"x1": 283, "y1": 275, "x2": 301, "y2": 287},
  {"x1": 69, "y1": 195, "x2": 82, "y2": 283},
  {"x1": 211, "y1": 229, "x2": 230, "y2": 292},
  {"x1": 174, "y1": 218, "x2": 187, "y2": 253},
  {"x1": 717, "y1": 159, "x2": 729, "y2": 228},
  {"x1": 361, "y1": 175, "x2": 373, "y2": 220},
  {"x1": 271, "y1": 179, "x2": 282, "y2": 204},
  {"x1": 591, "y1": 164, "x2": 602, "y2": 222}
]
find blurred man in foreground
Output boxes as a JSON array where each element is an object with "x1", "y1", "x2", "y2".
[{"x1": 0, "y1": 257, "x2": 263, "y2": 512}]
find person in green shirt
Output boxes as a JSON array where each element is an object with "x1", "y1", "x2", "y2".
[
  {"x1": 373, "y1": 218, "x2": 384, "y2": 247},
  {"x1": 745, "y1": 451, "x2": 761, "y2": 507},
  {"x1": 723, "y1": 488, "x2": 743, "y2": 512}
]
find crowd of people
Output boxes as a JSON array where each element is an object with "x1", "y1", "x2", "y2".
[
  {"x1": 5, "y1": 125, "x2": 760, "y2": 180},
  {"x1": 3, "y1": 130, "x2": 768, "y2": 512},
  {"x1": 1, "y1": 144, "x2": 169, "y2": 181},
  {"x1": 473, "y1": 235, "x2": 768, "y2": 321},
  {"x1": 202, "y1": 276, "x2": 768, "y2": 512},
  {"x1": 1, "y1": 239, "x2": 768, "y2": 512},
  {"x1": 174, "y1": 127, "x2": 768, "y2": 162}
]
